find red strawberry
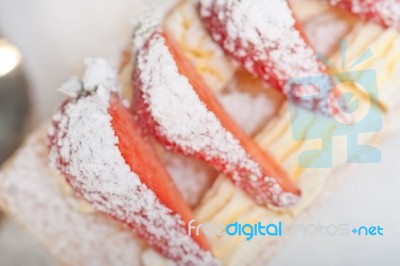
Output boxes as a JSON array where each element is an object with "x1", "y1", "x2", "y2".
[
  {"x1": 132, "y1": 20, "x2": 301, "y2": 208},
  {"x1": 198, "y1": 0, "x2": 348, "y2": 119},
  {"x1": 48, "y1": 58, "x2": 215, "y2": 265},
  {"x1": 328, "y1": 0, "x2": 400, "y2": 31}
]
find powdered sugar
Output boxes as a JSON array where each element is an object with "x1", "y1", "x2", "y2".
[
  {"x1": 329, "y1": 0, "x2": 400, "y2": 31},
  {"x1": 199, "y1": 0, "x2": 325, "y2": 89},
  {"x1": 82, "y1": 57, "x2": 120, "y2": 92},
  {"x1": 0, "y1": 125, "x2": 144, "y2": 266},
  {"x1": 218, "y1": 74, "x2": 284, "y2": 134},
  {"x1": 135, "y1": 33, "x2": 261, "y2": 174},
  {"x1": 58, "y1": 76, "x2": 83, "y2": 98},
  {"x1": 376, "y1": 0, "x2": 400, "y2": 30},
  {"x1": 303, "y1": 10, "x2": 354, "y2": 56},
  {"x1": 59, "y1": 57, "x2": 120, "y2": 97},
  {"x1": 161, "y1": 149, "x2": 216, "y2": 208},
  {"x1": 133, "y1": 18, "x2": 298, "y2": 207},
  {"x1": 48, "y1": 58, "x2": 216, "y2": 265},
  {"x1": 199, "y1": 0, "x2": 350, "y2": 121}
]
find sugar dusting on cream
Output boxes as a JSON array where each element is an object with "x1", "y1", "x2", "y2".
[
  {"x1": 48, "y1": 58, "x2": 216, "y2": 265},
  {"x1": 199, "y1": 0, "x2": 324, "y2": 88},
  {"x1": 329, "y1": 0, "x2": 400, "y2": 31},
  {"x1": 133, "y1": 15, "x2": 299, "y2": 208},
  {"x1": 199, "y1": 0, "x2": 352, "y2": 123}
]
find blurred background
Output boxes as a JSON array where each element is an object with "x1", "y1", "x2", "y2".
[{"x1": 0, "y1": 0, "x2": 399, "y2": 265}]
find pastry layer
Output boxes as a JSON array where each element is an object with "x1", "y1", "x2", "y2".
[{"x1": 0, "y1": 125, "x2": 144, "y2": 266}]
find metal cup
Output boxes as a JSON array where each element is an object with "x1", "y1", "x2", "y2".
[
  {"x1": 0, "y1": 38, "x2": 32, "y2": 223},
  {"x1": 0, "y1": 38, "x2": 31, "y2": 165}
]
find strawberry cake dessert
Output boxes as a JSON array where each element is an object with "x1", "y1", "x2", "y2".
[{"x1": 1, "y1": 0, "x2": 400, "y2": 265}]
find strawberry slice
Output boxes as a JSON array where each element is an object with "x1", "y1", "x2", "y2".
[
  {"x1": 198, "y1": 0, "x2": 347, "y2": 119},
  {"x1": 132, "y1": 20, "x2": 301, "y2": 208},
  {"x1": 48, "y1": 58, "x2": 215, "y2": 265},
  {"x1": 328, "y1": 0, "x2": 400, "y2": 31}
]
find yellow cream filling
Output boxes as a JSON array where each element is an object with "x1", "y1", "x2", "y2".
[{"x1": 164, "y1": 0, "x2": 236, "y2": 93}]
